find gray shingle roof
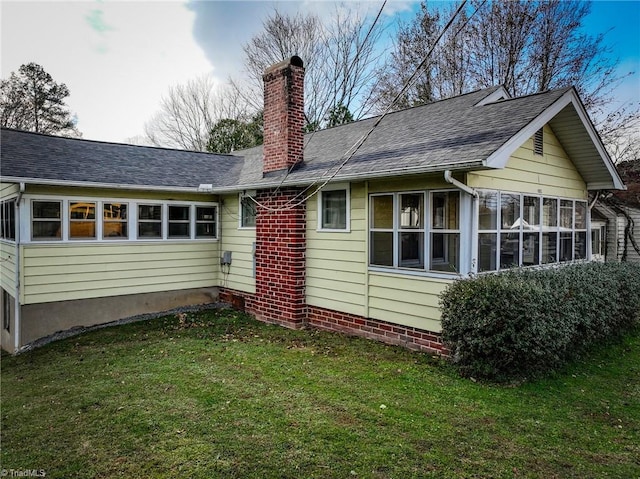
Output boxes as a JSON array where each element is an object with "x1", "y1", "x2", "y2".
[
  {"x1": 0, "y1": 129, "x2": 243, "y2": 190},
  {"x1": 1, "y1": 86, "x2": 621, "y2": 192}
]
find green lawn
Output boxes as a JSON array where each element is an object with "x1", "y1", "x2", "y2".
[{"x1": 1, "y1": 308, "x2": 638, "y2": 478}]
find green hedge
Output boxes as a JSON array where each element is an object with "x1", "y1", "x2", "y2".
[{"x1": 440, "y1": 262, "x2": 640, "y2": 381}]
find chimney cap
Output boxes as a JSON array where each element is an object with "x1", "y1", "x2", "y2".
[{"x1": 264, "y1": 56, "x2": 304, "y2": 75}]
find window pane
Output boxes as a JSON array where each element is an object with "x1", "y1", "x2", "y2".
[
  {"x1": 543, "y1": 198, "x2": 557, "y2": 227},
  {"x1": 559, "y1": 232, "x2": 573, "y2": 261},
  {"x1": 575, "y1": 232, "x2": 587, "y2": 259},
  {"x1": 241, "y1": 197, "x2": 256, "y2": 228},
  {"x1": 104, "y1": 222, "x2": 128, "y2": 239},
  {"x1": 139, "y1": 205, "x2": 161, "y2": 220},
  {"x1": 430, "y1": 233, "x2": 459, "y2": 272},
  {"x1": 32, "y1": 221, "x2": 61, "y2": 239},
  {"x1": 542, "y1": 232, "x2": 557, "y2": 264},
  {"x1": 196, "y1": 223, "x2": 216, "y2": 237},
  {"x1": 371, "y1": 231, "x2": 393, "y2": 266},
  {"x1": 70, "y1": 222, "x2": 96, "y2": 239},
  {"x1": 169, "y1": 223, "x2": 190, "y2": 238},
  {"x1": 500, "y1": 194, "x2": 520, "y2": 230},
  {"x1": 104, "y1": 203, "x2": 127, "y2": 220},
  {"x1": 432, "y1": 191, "x2": 459, "y2": 229},
  {"x1": 560, "y1": 200, "x2": 573, "y2": 229},
  {"x1": 70, "y1": 202, "x2": 95, "y2": 220},
  {"x1": 371, "y1": 195, "x2": 393, "y2": 229},
  {"x1": 400, "y1": 193, "x2": 423, "y2": 228},
  {"x1": 592, "y1": 229, "x2": 602, "y2": 256},
  {"x1": 500, "y1": 232, "x2": 520, "y2": 269},
  {"x1": 478, "y1": 233, "x2": 497, "y2": 272},
  {"x1": 169, "y1": 206, "x2": 190, "y2": 221},
  {"x1": 478, "y1": 191, "x2": 498, "y2": 230},
  {"x1": 197, "y1": 207, "x2": 216, "y2": 221},
  {"x1": 139, "y1": 222, "x2": 162, "y2": 238},
  {"x1": 522, "y1": 232, "x2": 540, "y2": 266},
  {"x1": 322, "y1": 190, "x2": 347, "y2": 229},
  {"x1": 33, "y1": 201, "x2": 61, "y2": 219},
  {"x1": 575, "y1": 202, "x2": 587, "y2": 229},
  {"x1": 523, "y1": 196, "x2": 540, "y2": 229},
  {"x1": 400, "y1": 232, "x2": 424, "y2": 268}
]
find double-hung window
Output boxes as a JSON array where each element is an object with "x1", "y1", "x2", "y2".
[
  {"x1": 32, "y1": 201, "x2": 62, "y2": 241},
  {"x1": 196, "y1": 206, "x2": 217, "y2": 238},
  {"x1": 138, "y1": 204, "x2": 162, "y2": 238},
  {"x1": 168, "y1": 205, "x2": 191, "y2": 238},
  {"x1": 103, "y1": 203, "x2": 128, "y2": 239},
  {"x1": 369, "y1": 190, "x2": 460, "y2": 273},
  {"x1": 318, "y1": 185, "x2": 349, "y2": 231},
  {"x1": 69, "y1": 202, "x2": 97, "y2": 240},
  {"x1": 239, "y1": 194, "x2": 257, "y2": 228}
]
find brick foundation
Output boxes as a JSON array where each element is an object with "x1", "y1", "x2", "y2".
[{"x1": 219, "y1": 288, "x2": 447, "y2": 356}]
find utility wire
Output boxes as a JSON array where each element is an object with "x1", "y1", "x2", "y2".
[{"x1": 254, "y1": 0, "x2": 481, "y2": 212}]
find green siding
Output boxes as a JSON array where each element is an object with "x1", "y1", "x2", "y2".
[
  {"x1": 0, "y1": 241, "x2": 16, "y2": 296},
  {"x1": 22, "y1": 242, "x2": 219, "y2": 304},
  {"x1": 467, "y1": 125, "x2": 587, "y2": 199},
  {"x1": 367, "y1": 272, "x2": 449, "y2": 332},
  {"x1": 219, "y1": 194, "x2": 256, "y2": 293},
  {"x1": 306, "y1": 183, "x2": 367, "y2": 316}
]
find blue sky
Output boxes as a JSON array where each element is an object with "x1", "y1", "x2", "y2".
[{"x1": 1, "y1": 0, "x2": 638, "y2": 144}]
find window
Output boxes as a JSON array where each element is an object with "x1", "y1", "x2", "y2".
[
  {"x1": 103, "y1": 203, "x2": 128, "y2": 239},
  {"x1": 0, "y1": 200, "x2": 16, "y2": 240},
  {"x1": 319, "y1": 186, "x2": 349, "y2": 230},
  {"x1": 168, "y1": 205, "x2": 191, "y2": 238},
  {"x1": 32, "y1": 201, "x2": 61, "y2": 240},
  {"x1": 138, "y1": 204, "x2": 162, "y2": 238},
  {"x1": 2, "y1": 289, "x2": 10, "y2": 332},
  {"x1": 369, "y1": 190, "x2": 460, "y2": 273},
  {"x1": 240, "y1": 194, "x2": 256, "y2": 228},
  {"x1": 196, "y1": 206, "x2": 217, "y2": 238},
  {"x1": 478, "y1": 190, "x2": 589, "y2": 271},
  {"x1": 69, "y1": 202, "x2": 96, "y2": 239}
]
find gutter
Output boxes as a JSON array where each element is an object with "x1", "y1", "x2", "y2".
[
  {"x1": 14, "y1": 182, "x2": 25, "y2": 352},
  {"x1": 444, "y1": 170, "x2": 479, "y2": 274}
]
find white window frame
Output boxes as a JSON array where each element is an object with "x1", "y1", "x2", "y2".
[
  {"x1": 22, "y1": 195, "x2": 218, "y2": 243},
  {"x1": 317, "y1": 183, "x2": 350, "y2": 232},
  {"x1": 477, "y1": 189, "x2": 589, "y2": 272},
  {"x1": 238, "y1": 192, "x2": 257, "y2": 229},
  {"x1": 368, "y1": 189, "x2": 463, "y2": 278}
]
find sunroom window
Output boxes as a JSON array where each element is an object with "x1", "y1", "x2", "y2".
[
  {"x1": 0, "y1": 200, "x2": 16, "y2": 240},
  {"x1": 478, "y1": 190, "x2": 588, "y2": 271},
  {"x1": 369, "y1": 190, "x2": 460, "y2": 273},
  {"x1": 103, "y1": 203, "x2": 128, "y2": 239},
  {"x1": 69, "y1": 202, "x2": 96, "y2": 239},
  {"x1": 138, "y1": 204, "x2": 162, "y2": 238},
  {"x1": 32, "y1": 201, "x2": 61, "y2": 240},
  {"x1": 168, "y1": 205, "x2": 191, "y2": 238},
  {"x1": 196, "y1": 206, "x2": 217, "y2": 238}
]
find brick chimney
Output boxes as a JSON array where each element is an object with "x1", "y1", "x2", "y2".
[{"x1": 262, "y1": 56, "x2": 305, "y2": 174}]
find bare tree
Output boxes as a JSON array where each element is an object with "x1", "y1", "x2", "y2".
[
  {"x1": 144, "y1": 76, "x2": 250, "y2": 151},
  {"x1": 237, "y1": 6, "x2": 385, "y2": 130}
]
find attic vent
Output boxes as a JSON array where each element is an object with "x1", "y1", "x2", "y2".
[{"x1": 533, "y1": 128, "x2": 544, "y2": 155}]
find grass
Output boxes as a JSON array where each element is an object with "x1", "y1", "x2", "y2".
[{"x1": 1, "y1": 308, "x2": 639, "y2": 478}]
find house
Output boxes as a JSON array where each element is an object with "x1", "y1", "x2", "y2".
[
  {"x1": 0, "y1": 56, "x2": 625, "y2": 354},
  {"x1": 592, "y1": 160, "x2": 640, "y2": 262}
]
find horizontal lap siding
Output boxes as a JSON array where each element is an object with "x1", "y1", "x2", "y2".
[
  {"x1": 220, "y1": 194, "x2": 256, "y2": 293},
  {"x1": 367, "y1": 272, "x2": 450, "y2": 333},
  {"x1": 306, "y1": 183, "x2": 366, "y2": 316},
  {"x1": 0, "y1": 183, "x2": 19, "y2": 199},
  {"x1": 468, "y1": 125, "x2": 587, "y2": 199},
  {"x1": 0, "y1": 241, "x2": 16, "y2": 295},
  {"x1": 22, "y1": 242, "x2": 219, "y2": 304}
]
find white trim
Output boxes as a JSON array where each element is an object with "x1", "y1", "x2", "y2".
[
  {"x1": 317, "y1": 182, "x2": 351, "y2": 232},
  {"x1": 22, "y1": 194, "x2": 219, "y2": 244},
  {"x1": 474, "y1": 86, "x2": 511, "y2": 106}
]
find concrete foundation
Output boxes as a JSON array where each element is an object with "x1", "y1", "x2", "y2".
[{"x1": 16, "y1": 287, "x2": 219, "y2": 349}]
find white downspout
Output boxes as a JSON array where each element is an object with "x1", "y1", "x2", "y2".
[
  {"x1": 14, "y1": 182, "x2": 25, "y2": 352},
  {"x1": 444, "y1": 170, "x2": 479, "y2": 275}
]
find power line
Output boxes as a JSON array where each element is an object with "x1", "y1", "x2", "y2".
[{"x1": 253, "y1": 0, "x2": 483, "y2": 213}]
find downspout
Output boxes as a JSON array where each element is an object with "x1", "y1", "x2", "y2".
[
  {"x1": 444, "y1": 171, "x2": 479, "y2": 275},
  {"x1": 14, "y1": 182, "x2": 25, "y2": 352}
]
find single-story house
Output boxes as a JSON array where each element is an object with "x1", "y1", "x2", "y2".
[{"x1": 0, "y1": 56, "x2": 624, "y2": 353}]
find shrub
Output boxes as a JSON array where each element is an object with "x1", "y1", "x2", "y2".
[{"x1": 440, "y1": 262, "x2": 640, "y2": 381}]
